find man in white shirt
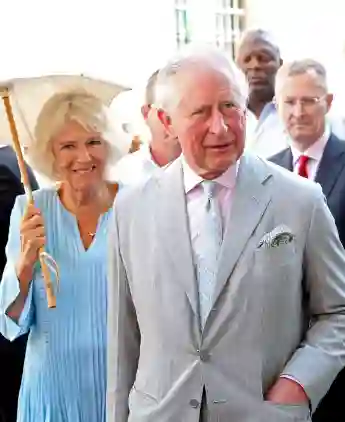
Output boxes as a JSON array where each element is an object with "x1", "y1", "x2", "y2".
[
  {"x1": 270, "y1": 58, "x2": 345, "y2": 422},
  {"x1": 236, "y1": 29, "x2": 288, "y2": 157},
  {"x1": 114, "y1": 70, "x2": 181, "y2": 185}
]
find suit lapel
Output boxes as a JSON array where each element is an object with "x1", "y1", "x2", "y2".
[
  {"x1": 315, "y1": 134, "x2": 345, "y2": 197},
  {"x1": 274, "y1": 148, "x2": 293, "y2": 171},
  {"x1": 156, "y1": 159, "x2": 199, "y2": 317},
  {"x1": 211, "y1": 154, "x2": 273, "y2": 310}
]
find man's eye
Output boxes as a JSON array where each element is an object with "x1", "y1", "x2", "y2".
[
  {"x1": 222, "y1": 102, "x2": 241, "y2": 115},
  {"x1": 223, "y1": 102, "x2": 237, "y2": 109},
  {"x1": 257, "y1": 54, "x2": 271, "y2": 63},
  {"x1": 191, "y1": 109, "x2": 205, "y2": 116},
  {"x1": 302, "y1": 98, "x2": 318, "y2": 106}
]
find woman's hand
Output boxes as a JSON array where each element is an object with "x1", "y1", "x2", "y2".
[{"x1": 16, "y1": 204, "x2": 45, "y2": 285}]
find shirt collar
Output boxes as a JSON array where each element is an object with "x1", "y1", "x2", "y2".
[
  {"x1": 247, "y1": 101, "x2": 277, "y2": 123},
  {"x1": 259, "y1": 101, "x2": 277, "y2": 123},
  {"x1": 138, "y1": 142, "x2": 153, "y2": 160},
  {"x1": 182, "y1": 156, "x2": 238, "y2": 194},
  {"x1": 290, "y1": 124, "x2": 331, "y2": 166},
  {"x1": 137, "y1": 142, "x2": 161, "y2": 169}
]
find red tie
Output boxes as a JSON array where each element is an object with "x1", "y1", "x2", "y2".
[{"x1": 297, "y1": 155, "x2": 309, "y2": 178}]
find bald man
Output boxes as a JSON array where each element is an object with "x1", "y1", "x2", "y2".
[{"x1": 236, "y1": 29, "x2": 288, "y2": 157}]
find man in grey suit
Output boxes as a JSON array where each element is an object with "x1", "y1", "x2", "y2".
[{"x1": 107, "y1": 48, "x2": 345, "y2": 422}]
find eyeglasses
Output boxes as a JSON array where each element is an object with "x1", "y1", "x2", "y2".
[{"x1": 275, "y1": 95, "x2": 327, "y2": 111}]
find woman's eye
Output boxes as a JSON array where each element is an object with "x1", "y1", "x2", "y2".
[{"x1": 88, "y1": 138, "x2": 102, "y2": 145}]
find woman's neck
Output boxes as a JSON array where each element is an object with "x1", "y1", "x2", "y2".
[{"x1": 58, "y1": 182, "x2": 116, "y2": 215}]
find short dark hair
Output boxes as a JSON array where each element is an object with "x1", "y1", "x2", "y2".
[
  {"x1": 236, "y1": 28, "x2": 281, "y2": 59},
  {"x1": 145, "y1": 69, "x2": 160, "y2": 105}
]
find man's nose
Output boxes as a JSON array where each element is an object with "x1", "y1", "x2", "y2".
[
  {"x1": 292, "y1": 101, "x2": 305, "y2": 117},
  {"x1": 209, "y1": 110, "x2": 227, "y2": 135},
  {"x1": 246, "y1": 56, "x2": 261, "y2": 69}
]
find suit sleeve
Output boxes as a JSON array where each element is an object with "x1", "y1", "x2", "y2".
[
  {"x1": 0, "y1": 195, "x2": 35, "y2": 341},
  {"x1": 0, "y1": 165, "x2": 23, "y2": 275},
  {"x1": 107, "y1": 202, "x2": 140, "y2": 422},
  {"x1": 27, "y1": 165, "x2": 39, "y2": 191},
  {"x1": 281, "y1": 187, "x2": 345, "y2": 411}
]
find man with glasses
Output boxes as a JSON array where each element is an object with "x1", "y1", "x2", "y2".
[{"x1": 270, "y1": 58, "x2": 345, "y2": 422}]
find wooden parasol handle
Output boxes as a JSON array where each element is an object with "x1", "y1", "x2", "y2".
[
  {"x1": 1, "y1": 91, "x2": 57, "y2": 308},
  {"x1": 129, "y1": 135, "x2": 141, "y2": 153}
]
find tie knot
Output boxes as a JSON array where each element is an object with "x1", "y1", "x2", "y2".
[
  {"x1": 299, "y1": 155, "x2": 309, "y2": 165},
  {"x1": 297, "y1": 154, "x2": 310, "y2": 178},
  {"x1": 202, "y1": 180, "x2": 217, "y2": 199}
]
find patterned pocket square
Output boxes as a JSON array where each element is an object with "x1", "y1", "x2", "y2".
[{"x1": 258, "y1": 225, "x2": 295, "y2": 249}]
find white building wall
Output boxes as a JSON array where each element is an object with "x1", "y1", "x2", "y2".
[
  {"x1": 2, "y1": 0, "x2": 344, "y2": 135},
  {"x1": 188, "y1": 0, "x2": 217, "y2": 44},
  {"x1": 0, "y1": 0, "x2": 177, "y2": 89}
]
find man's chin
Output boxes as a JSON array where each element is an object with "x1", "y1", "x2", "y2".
[
  {"x1": 292, "y1": 131, "x2": 314, "y2": 142},
  {"x1": 249, "y1": 88, "x2": 273, "y2": 103},
  {"x1": 202, "y1": 161, "x2": 237, "y2": 179}
]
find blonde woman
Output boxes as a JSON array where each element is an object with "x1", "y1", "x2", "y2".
[{"x1": 0, "y1": 92, "x2": 128, "y2": 422}]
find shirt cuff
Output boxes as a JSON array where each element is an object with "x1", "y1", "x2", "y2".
[
  {"x1": 0, "y1": 264, "x2": 34, "y2": 340},
  {"x1": 280, "y1": 375, "x2": 312, "y2": 412}
]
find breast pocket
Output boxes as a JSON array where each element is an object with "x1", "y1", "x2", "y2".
[{"x1": 254, "y1": 240, "x2": 296, "y2": 272}]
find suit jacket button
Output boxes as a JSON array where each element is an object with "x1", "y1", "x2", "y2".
[
  {"x1": 199, "y1": 350, "x2": 210, "y2": 362},
  {"x1": 189, "y1": 399, "x2": 200, "y2": 408}
]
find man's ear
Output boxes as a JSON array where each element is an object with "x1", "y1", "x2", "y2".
[
  {"x1": 326, "y1": 93, "x2": 333, "y2": 113},
  {"x1": 157, "y1": 109, "x2": 172, "y2": 130},
  {"x1": 141, "y1": 104, "x2": 151, "y2": 120}
]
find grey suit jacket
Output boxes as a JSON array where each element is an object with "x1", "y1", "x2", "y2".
[{"x1": 107, "y1": 154, "x2": 345, "y2": 422}]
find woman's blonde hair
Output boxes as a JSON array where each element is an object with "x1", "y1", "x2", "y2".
[{"x1": 26, "y1": 91, "x2": 130, "y2": 181}]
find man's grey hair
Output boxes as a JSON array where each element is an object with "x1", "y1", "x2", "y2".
[
  {"x1": 275, "y1": 59, "x2": 329, "y2": 95},
  {"x1": 26, "y1": 91, "x2": 129, "y2": 181},
  {"x1": 155, "y1": 45, "x2": 249, "y2": 111},
  {"x1": 145, "y1": 69, "x2": 160, "y2": 106}
]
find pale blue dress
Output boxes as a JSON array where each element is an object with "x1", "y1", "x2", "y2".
[{"x1": 0, "y1": 188, "x2": 112, "y2": 422}]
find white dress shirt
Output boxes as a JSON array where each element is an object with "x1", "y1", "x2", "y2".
[
  {"x1": 290, "y1": 126, "x2": 330, "y2": 181},
  {"x1": 113, "y1": 143, "x2": 164, "y2": 186},
  {"x1": 182, "y1": 158, "x2": 238, "y2": 240},
  {"x1": 245, "y1": 103, "x2": 289, "y2": 158}
]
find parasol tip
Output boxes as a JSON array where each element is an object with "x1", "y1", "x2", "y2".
[{"x1": 0, "y1": 82, "x2": 14, "y2": 98}]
